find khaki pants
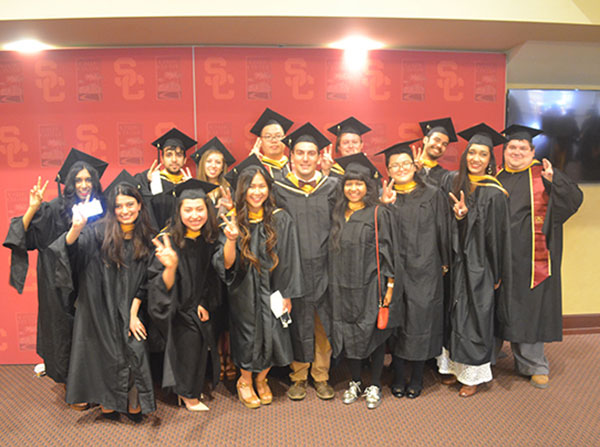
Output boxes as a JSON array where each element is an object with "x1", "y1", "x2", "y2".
[{"x1": 289, "y1": 312, "x2": 331, "y2": 382}]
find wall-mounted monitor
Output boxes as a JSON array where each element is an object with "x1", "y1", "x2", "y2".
[{"x1": 506, "y1": 89, "x2": 600, "y2": 183}]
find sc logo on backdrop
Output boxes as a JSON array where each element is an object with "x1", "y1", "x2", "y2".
[
  {"x1": 0, "y1": 328, "x2": 7, "y2": 352},
  {"x1": 34, "y1": 60, "x2": 66, "y2": 103},
  {"x1": 204, "y1": 58, "x2": 234, "y2": 100},
  {"x1": 76, "y1": 124, "x2": 107, "y2": 155},
  {"x1": 114, "y1": 58, "x2": 145, "y2": 100},
  {"x1": 361, "y1": 60, "x2": 391, "y2": 101},
  {"x1": 0, "y1": 126, "x2": 29, "y2": 167},
  {"x1": 284, "y1": 58, "x2": 314, "y2": 100},
  {"x1": 436, "y1": 61, "x2": 464, "y2": 102}
]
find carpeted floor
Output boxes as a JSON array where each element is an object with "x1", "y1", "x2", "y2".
[{"x1": 1, "y1": 334, "x2": 599, "y2": 446}]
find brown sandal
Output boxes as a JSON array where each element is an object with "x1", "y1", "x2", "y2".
[
  {"x1": 236, "y1": 379, "x2": 261, "y2": 409},
  {"x1": 255, "y1": 378, "x2": 273, "y2": 405},
  {"x1": 458, "y1": 384, "x2": 478, "y2": 397}
]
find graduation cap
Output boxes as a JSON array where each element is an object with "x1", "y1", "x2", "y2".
[
  {"x1": 190, "y1": 137, "x2": 236, "y2": 166},
  {"x1": 458, "y1": 123, "x2": 507, "y2": 148},
  {"x1": 103, "y1": 170, "x2": 142, "y2": 200},
  {"x1": 419, "y1": 117, "x2": 458, "y2": 142},
  {"x1": 502, "y1": 124, "x2": 543, "y2": 143},
  {"x1": 173, "y1": 179, "x2": 219, "y2": 200},
  {"x1": 56, "y1": 148, "x2": 108, "y2": 185},
  {"x1": 327, "y1": 116, "x2": 371, "y2": 138},
  {"x1": 375, "y1": 139, "x2": 421, "y2": 165},
  {"x1": 249, "y1": 108, "x2": 294, "y2": 137},
  {"x1": 151, "y1": 128, "x2": 197, "y2": 161},
  {"x1": 335, "y1": 152, "x2": 381, "y2": 180},
  {"x1": 283, "y1": 122, "x2": 330, "y2": 151},
  {"x1": 224, "y1": 154, "x2": 270, "y2": 189}
]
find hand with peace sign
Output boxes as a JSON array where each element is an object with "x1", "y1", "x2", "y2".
[
  {"x1": 411, "y1": 144, "x2": 425, "y2": 172},
  {"x1": 146, "y1": 159, "x2": 162, "y2": 183},
  {"x1": 250, "y1": 137, "x2": 264, "y2": 160},
  {"x1": 380, "y1": 178, "x2": 397, "y2": 204},
  {"x1": 221, "y1": 212, "x2": 239, "y2": 241},
  {"x1": 541, "y1": 158, "x2": 554, "y2": 182},
  {"x1": 29, "y1": 176, "x2": 49, "y2": 210},
  {"x1": 320, "y1": 144, "x2": 335, "y2": 176},
  {"x1": 449, "y1": 190, "x2": 468, "y2": 220},
  {"x1": 152, "y1": 233, "x2": 179, "y2": 269},
  {"x1": 181, "y1": 166, "x2": 193, "y2": 182},
  {"x1": 216, "y1": 186, "x2": 234, "y2": 212}
]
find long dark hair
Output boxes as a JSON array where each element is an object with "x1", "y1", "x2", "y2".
[
  {"x1": 451, "y1": 143, "x2": 498, "y2": 200},
  {"x1": 101, "y1": 183, "x2": 156, "y2": 268},
  {"x1": 169, "y1": 192, "x2": 218, "y2": 248},
  {"x1": 234, "y1": 166, "x2": 278, "y2": 273},
  {"x1": 60, "y1": 161, "x2": 104, "y2": 222},
  {"x1": 330, "y1": 170, "x2": 379, "y2": 252}
]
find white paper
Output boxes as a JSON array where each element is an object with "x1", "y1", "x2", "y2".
[
  {"x1": 150, "y1": 169, "x2": 163, "y2": 195},
  {"x1": 270, "y1": 290, "x2": 285, "y2": 318},
  {"x1": 72, "y1": 198, "x2": 103, "y2": 219}
]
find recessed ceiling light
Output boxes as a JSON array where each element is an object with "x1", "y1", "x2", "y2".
[
  {"x1": 3, "y1": 39, "x2": 54, "y2": 53},
  {"x1": 328, "y1": 35, "x2": 385, "y2": 51}
]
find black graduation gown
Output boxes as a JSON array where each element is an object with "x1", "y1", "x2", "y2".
[
  {"x1": 446, "y1": 181, "x2": 512, "y2": 366},
  {"x1": 496, "y1": 167, "x2": 583, "y2": 343},
  {"x1": 51, "y1": 225, "x2": 155, "y2": 414},
  {"x1": 329, "y1": 206, "x2": 397, "y2": 360},
  {"x1": 421, "y1": 164, "x2": 450, "y2": 187},
  {"x1": 389, "y1": 184, "x2": 450, "y2": 361},
  {"x1": 213, "y1": 209, "x2": 304, "y2": 372},
  {"x1": 134, "y1": 170, "x2": 178, "y2": 230},
  {"x1": 262, "y1": 160, "x2": 291, "y2": 182},
  {"x1": 3, "y1": 198, "x2": 74, "y2": 384},
  {"x1": 148, "y1": 235, "x2": 220, "y2": 398},
  {"x1": 272, "y1": 175, "x2": 338, "y2": 362}
]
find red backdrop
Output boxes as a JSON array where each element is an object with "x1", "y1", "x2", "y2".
[{"x1": 0, "y1": 47, "x2": 505, "y2": 364}]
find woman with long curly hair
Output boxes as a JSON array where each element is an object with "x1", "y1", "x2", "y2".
[
  {"x1": 3, "y1": 150, "x2": 106, "y2": 398},
  {"x1": 329, "y1": 153, "x2": 396, "y2": 410},
  {"x1": 215, "y1": 157, "x2": 303, "y2": 409},
  {"x1": 53, "y1": 172, "x2": 157, "y2": 420}
]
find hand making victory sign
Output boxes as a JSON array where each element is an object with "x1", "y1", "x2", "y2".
[{"x1": 449, "y1": 190, "x2": 468, "y2": 220}]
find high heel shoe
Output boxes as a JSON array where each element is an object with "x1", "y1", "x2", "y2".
[
  {"x1": 225, "y1": 356, "x2": 237, "y2": 381},
  {"x1": 177, "y1": 395, "x2": 209, "y2": 411},
  {"x1": 236, "y1": 379, "x2": 261, "y2": 409},
  {"x1": 255, "y1": 378, "x2": 273, "y2": 405}
]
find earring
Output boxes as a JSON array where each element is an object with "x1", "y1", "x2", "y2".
[{"x1": 486, "y1": 165, "x2": 493, "y2": 175}]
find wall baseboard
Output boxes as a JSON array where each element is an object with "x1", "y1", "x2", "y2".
[{"x1": 563, "y1": 314, "x2": 600, "y2": 335}]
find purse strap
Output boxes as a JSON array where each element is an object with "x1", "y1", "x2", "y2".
[{"x1": 374, "y1": 205, "x2": 382, "y2": 308}]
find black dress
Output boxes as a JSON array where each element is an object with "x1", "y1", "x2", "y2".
[
  {"x1": 273, "y1": 174, "x2": 338, "y2": 362},
  {"x1": 3, "y1": 198, "x2": 74, "y2": 384},
  {"x1": 148, "y1": 234, "x2": 220, "y2": 398},
  {"x1": 51, "y1": 225, "x2": 155, "y2": 413},
  {"x1": 389, "y1": 184, "x2": 449, "y2": 361},
  {"x1": 496, "y1": 165, "x2": 583, "y2": 343},
  {"x1": 329, "y1": 205, "x2": 397, "y2": 360},
  {"x1": 213, "y1": 209, "x2": 304, "y2": 372}
]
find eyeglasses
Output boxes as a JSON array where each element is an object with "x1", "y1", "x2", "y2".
[
  {"x1": 388, "y1": 161, "x2": 414, "y2": 170},
  {"x1": 261, "y1": 134, "x2": 284, "y2": 141}
]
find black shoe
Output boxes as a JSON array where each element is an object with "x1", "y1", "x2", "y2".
[
  {"x1": 126, "y1": 411, "x2": 143, "y2": 423},
  {"x1": 101, "y1": 411, "x2": 120, "y2": 421},
  {"x1": 406, "y1": 388, "x2": 421, "y2": 399},
  {"x1": 391, "y1": 385, "x2": 406, "y2": 398}
]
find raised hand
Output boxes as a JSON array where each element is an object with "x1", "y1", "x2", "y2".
[
  {"x1": 152, "y1": 233, "x2": 178, "y2": 269},
  {"x1": 541, "y1": 158, "x2": 554, "y2": 182},
  {"x1": 411, "y1": 144, "x2": 424, "y2": 171},
  {"x1": 380, "y1": 179, "x2": 397, "y2": 204},
  {"x1": 250, "y1": 137, "x2": 263, "y2": 160},
  {"x1": 29, "y1": 176, "x2": 48, "y2": 210},
  {"x1": 320, "y1": 144, "x2": 335, "y2": 174},
  {"x1": 181, "y1": 167, "x2": 193, "y2": 181},
  {"x1": 216, "y1": 186, "x2": 233, "y2": 211},
  {"x1": 449, "y1": 190, "x2": 468, "y2": 219},
  {"x1": 221, "y1": 213, "x2": 239, "y2": 241},
  {"x1": 146, "y1": 159, "x2": 162, "y2": 183},
  {"x1": 197, "y1": 305, "x2": 210, "y2": 322}
]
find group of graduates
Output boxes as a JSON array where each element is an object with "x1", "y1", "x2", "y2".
[{"x1": 3, "y1": 107, "x2": 584, "y2": 420}]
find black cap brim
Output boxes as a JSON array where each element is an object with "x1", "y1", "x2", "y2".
[
  {"x1": 56, "y1": 148, "x2": 109, "y2": 184},
  {"x1": 174, "y1": 179, "x2": 219, "y2": 199},
  {"x1": 151, "y1": 128, "x2": 197, "y2": 152},
  {"x1": 327, "y1": 116, "x2": 371, "y2": 137},
  {"x1": 224, "y1": 154, "x2": 270, "y2": 189},
  {"x1": 335, "y1": 153, "x2": 381, "y2": 180},
  {"x1": 250, "y1": 108, "x2": 294, "y2": 137},
  {"x1": 283, "y1": 122, "x2": 330, "y2": 151},
  {"x1": 103, "y1": 169, "x2": 142, "y2": 199},
  {"x1": 375, "y1": 139, "x2": 420, "y2": 164},
  {"x1": 458, "y1": 123, "x2": 507, "y2": 148},
  {"x1": 191, "y1": 136, "x2": 236, "y2": 166},
  {"x1": 419, "y1": 117, "x2": 457, "y2": 143},
  {"x1": 502, "y1": 124, "x2": 543, "y2": 143}
]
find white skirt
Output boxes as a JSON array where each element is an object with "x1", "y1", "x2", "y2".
[{"x1": 437, "y1": 348, "x2": 493, "y2": 386}]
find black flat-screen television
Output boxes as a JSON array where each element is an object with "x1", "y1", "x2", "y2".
[{"x1": 506, "y1": 89, "x2": 600, "y2": 183}]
